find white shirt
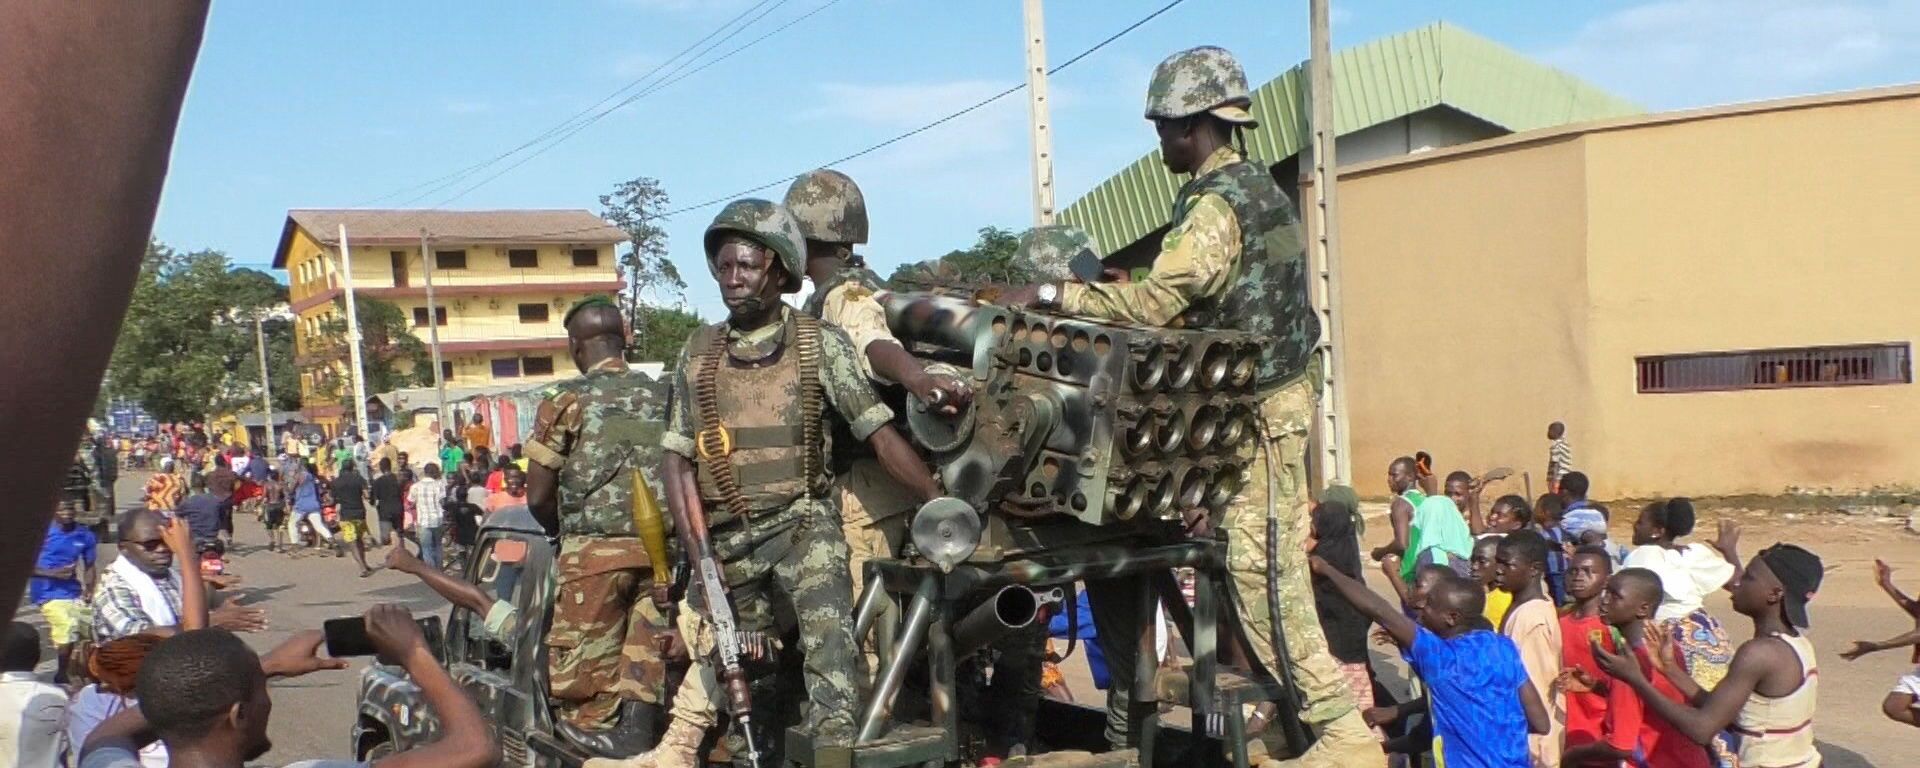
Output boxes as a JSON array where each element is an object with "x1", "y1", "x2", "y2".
[
  {"x1": 410, "y1": 477, "x2": 447, "y2": 530},
  {"x1": 1623, "y1": 542, "x2": 1737, "y2": 622},
  {"x1": 0, "y1": 671, "x2": 70, "y2": 768}
]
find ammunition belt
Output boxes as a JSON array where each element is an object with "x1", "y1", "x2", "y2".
[{"x1": 692, "y1": 315, "x2": 825, "y2": 531}]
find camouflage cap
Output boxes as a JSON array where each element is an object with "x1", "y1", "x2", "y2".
[
  {"x1": 1144, "y1": 46, "x2": 1257, "y2": 127},
  {"x1": 1014, "y1": 224, "x2": 1101, "y2": 282},
  {"x1": 783, "y1": 169, "x2": 869, "y2": 246},
  {"x1": 704, "y1": 199, "x2": 808, "y2": 293}
]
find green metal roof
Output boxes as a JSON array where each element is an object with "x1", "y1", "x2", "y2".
[{"x1": 1059, "y1": 22, "x2": 1642, "y2": 253}]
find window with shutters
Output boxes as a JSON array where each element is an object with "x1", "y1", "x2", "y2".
[
  {"x1": 411, "y1": 307, "x2": 447, "y2": 327},
  {"x1": 507, "y1": 249, "x2": 538, "y2": 268},
  {"x1": 1636, "y1": 342, "x2": 1911, "y2": 393}
]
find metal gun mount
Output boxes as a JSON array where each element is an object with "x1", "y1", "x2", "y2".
[{"x1": 884, "y1": 292, "x2": 1268, "y2": 557}]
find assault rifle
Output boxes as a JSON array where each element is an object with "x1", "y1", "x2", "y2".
[{"x1": 664, "y1": 462, "x2": 763, "y2": 768}]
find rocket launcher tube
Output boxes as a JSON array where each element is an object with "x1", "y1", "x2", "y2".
[{"x1": 630, "y1": 470, "x2": 674, "y2": 610}]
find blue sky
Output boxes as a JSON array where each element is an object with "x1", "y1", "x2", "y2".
[{"x1": 158, "y1": 0, "x2": 1920, "y2": 319}]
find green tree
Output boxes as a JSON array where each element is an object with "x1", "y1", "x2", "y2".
[
  {"x1": 301, "y1": 298, "x2": 431, "y2": 409},
  {"x1": 632, "y1": 305, "x2": 703, "y2": 367},
  {"x1": 106, "y1": 241, "x2": 296, "y2": 422},
  {"x1": 599, "y1": 176, "x2": 686, "y2": 340},
  {"x1": 889, "y1": 226, "x2": 1022, "y2": 286}
]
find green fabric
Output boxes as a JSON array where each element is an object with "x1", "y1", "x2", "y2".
[
  {"x1": 1397, "y1": 489, "x2": 1428, "y2": 581},
  {"x1": 1406, "y1": 496, "x2": 1473, "y2": 579}
]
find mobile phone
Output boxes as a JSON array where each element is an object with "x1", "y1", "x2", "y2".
[
  {"x1": 323, "y1": 614, "x2": 446, "y2": 658},
  {"x1": 1068, "y1": 249, "x2": 1105, "y2": 284}
]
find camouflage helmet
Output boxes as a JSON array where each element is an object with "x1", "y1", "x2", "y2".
[
  {"x1": 1014, "y1": 224, "x2": 1101, "y2": 282},
  {"x1": 704, "y1": 199, "x2": 808, "y2": 293},
  {"x1": 1144, "y1": 46, "x2": 1257, "y2": 127},
  {"x1": 783, "y1": 169, "x2": 869, "y2": 245}
]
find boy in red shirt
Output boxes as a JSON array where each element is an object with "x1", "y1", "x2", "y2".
[
  {"x1": 1566, "y1": 568, "x2": 1711, "y2": 768},
  {"x1": 1559, "y1": 546, "x2": 1617, "y2": 754}
]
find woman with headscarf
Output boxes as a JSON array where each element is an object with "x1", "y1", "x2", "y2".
[
  {"x1": 1306, "y1": 485, "x2": 1378, "y2": 734},
  {"x1": 67, "y1": 634, "x2": 169, "y2": 767}
]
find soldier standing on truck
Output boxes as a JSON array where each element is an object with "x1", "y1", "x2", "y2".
[
  {"x1": 625, "y1": 200, "x2": 940, "y2": 768},
  {"x1": 523, "y1": 296, "x2": 675, "y2": 758},
  {"x1": 996, "y1": 46, "x2": 1378, "y2": 767},
  {"x1": 783, "y1": 169, "x2": 972, "y2": 675}
]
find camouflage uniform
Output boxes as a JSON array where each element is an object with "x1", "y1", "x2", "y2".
[
  {"x1": 1056, "y1": 47, "x2": 1375, "y2": 765},
  {"x1": 524, "y1": 359, "x2": 674, "y2": 729},
  {"x1": 785, "y1": 169, "x2": 917, "y2": 677},
  {"x1": 661, "y1": 199, "x2": 884, "y2": 760}
]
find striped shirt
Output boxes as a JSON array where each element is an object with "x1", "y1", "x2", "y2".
[{"x1": 1548, "y1": 438, "x2": 1574, "y2": 487}]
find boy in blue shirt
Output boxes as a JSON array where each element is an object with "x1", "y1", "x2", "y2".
[
  {"x1": 33, "y1": 499, "x2": 98, "y2": 683},
  {"x1": 1312, "y1": 554, "x2": 1547, "y2": 767}
]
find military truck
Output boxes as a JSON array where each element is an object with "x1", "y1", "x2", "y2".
[{"x1": 352, "y1": 505, "x2": 587, "y2": 768}]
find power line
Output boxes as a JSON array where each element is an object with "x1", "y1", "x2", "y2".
[
  {"x1": 647, "y1": 0, "x2": 1194, "y2": 222},
  {"x1": 355, "y1": 0, "x2": 796, "y2": 208},
  {"x1": 428, "y1": 0, "x2": 843, "y2": 209}
]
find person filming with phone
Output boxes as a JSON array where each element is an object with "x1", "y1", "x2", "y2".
[{"x1": 77, "y1": 604, "x2": 494, "y2": 768}]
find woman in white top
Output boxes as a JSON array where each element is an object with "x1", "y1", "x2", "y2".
[{"x1": 1624, "y1": 498, "x2": 1744, "y2": 767}]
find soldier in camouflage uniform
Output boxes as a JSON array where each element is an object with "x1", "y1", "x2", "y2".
[
  {"x1": 783, "y1": 169, "x2": 971, "y2": 676},
  {"x1": 998, "y1": 47, "x2": 1378, "y2": 767},
  {"x1": 628, "y1": 200, "x2": 940, "y2": 768},
  {"x1": 523, "y1": 297, "x2": 675, "y2": 758}
]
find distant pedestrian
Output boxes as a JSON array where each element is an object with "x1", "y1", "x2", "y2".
[
  {"x1": 261, "y1": 469, "x2": 287, "y2": 553},
  {"x1": 463, "y1": 412, "x2": 491, "y2": 453},
  {"x1": 371, "y1": 458, "x2": 405, "y2": 547},
  {"x1": 1547, "y1": 422, "x2": 1574, "y2": 494},
  {"x1": 32, "y1": 499, "x2": 98, "y2": 683},
  {"x1": 327, "y1": 460, "x2": 374, "y2": 577},
  {"x1": 409, "y1": 463, "x2": 448, "y2": 571}
]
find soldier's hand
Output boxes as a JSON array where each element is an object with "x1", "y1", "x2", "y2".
[
  {"x1": 993, "y1": 285, "x2": 1043, "y2": 309},
  {"x1": 365, "y1": 603, "x2": 428, "y2": 665},
  {"x1": 1100, "y1": 267, "x2": 1132, "y2": 283},
  {"x1": 1180, "y1": 506, "x2": 1212, "y2": 538},
  {"x1": 908, "y1": 372, "x2": 972, "y2": 416}
]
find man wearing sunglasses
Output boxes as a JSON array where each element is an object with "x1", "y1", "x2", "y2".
[{"x1": 89, "y1": 510, "x2": 265, "y2": 643}]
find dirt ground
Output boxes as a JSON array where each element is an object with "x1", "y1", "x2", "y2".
[{"x1": 1052, "y1": 503, "x2": 1920, "y2": 767}]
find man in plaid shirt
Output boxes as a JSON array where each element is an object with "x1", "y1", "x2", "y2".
[
  {"x1": 408, "y1": 463, "x2": 449, "y2": 570},
  {"x1": 92, "y1": 510, "x2": 263, "y2": 641}
]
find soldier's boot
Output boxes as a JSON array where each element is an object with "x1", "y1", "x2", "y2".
[
  {"x1": 582, "y1": 711, "x2": 703, "y2": 768},
  {"x1": 1259, "y1": 708, "x2": 1382, "y2": 768}
]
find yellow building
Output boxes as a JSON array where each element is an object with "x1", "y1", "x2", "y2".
[
  {"x1": 1310, "y1": 85, "x2": 1920, "y2": 498},
  {"x1": 274, "y1": 209, "x2": 628, "y2": 431}
]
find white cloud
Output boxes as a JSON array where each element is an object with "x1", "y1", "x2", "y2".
[{"x1": 1539, "y1": 0, "x2": 1920, "y2": 109}]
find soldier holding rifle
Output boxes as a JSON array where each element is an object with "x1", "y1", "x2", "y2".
[{"x1": 634, "y1": 200, "x2": 940, "y2": 768}]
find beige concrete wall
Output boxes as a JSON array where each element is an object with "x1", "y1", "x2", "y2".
[
  {"x1": 1580, "y1": 95, "x2": 1920, "y2": 497},
  {"x1": 1329, "y1": 137, "x2": 1594, "y2": 497}
]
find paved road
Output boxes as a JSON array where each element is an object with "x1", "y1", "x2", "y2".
[{"x1": 20, "y1": 475, "x2": 1911, "y2": 766}]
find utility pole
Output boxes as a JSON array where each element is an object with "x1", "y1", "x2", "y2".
[
  {"x1": 420, "y1": 229, "x2": 450, "y2": 435},
  {"x1": 1308, "y1": 0, "x2": 1351, "y2": 488},
  {"x1": 337, "y1": 224, "x2": 373, "y2": 441},
  {"x1": 254, "y1": 314, "x2": 276, "y2": 456},
  {"x1": 1021, "y1": 0, "x2": 1056, "y2": 225}
]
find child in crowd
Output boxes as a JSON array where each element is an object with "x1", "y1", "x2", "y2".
[
  {"x1": 1474, "y1": 494, "x2": 1534, "y2": 539},
  {"x1": 1371, "y1": 564, "x2": 1456, "y2": 767},
  {"x1": 1471, "y1": 537, "x2": 1513, "y2": 630},
  {"x1": 1839, "y1": 558, "x2": 1920, "y2": 728},
  {"x1": 1536, "y1": 493, "x2": 1571, "y2": 604},
  {"x1": 1566, "y1": 569, "x2": 1711, "y2": 767},
  {"x1": 1594, "y1": 544, "x2": 1825, "y2": 768},
  {"x1": 1495, "y1": 530, "x2": 1564, "y2": 766},
  {"x1": 1445, "y1": 470, "x2": 1474, "y2": 510},
  {"x1": 1547, "y1": 422, "x2": 1573, "y2": 492},
  {"x1": 1315, "y1": 557, "x2": 1548, "y2": 768},
  {"x1": 1557, "y1": 547, "x2": 1617, "y2": 756}
]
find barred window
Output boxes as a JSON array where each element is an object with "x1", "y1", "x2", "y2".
[{"x1": 1637, "y1": 342, "x2": 1911, "y2": 393}]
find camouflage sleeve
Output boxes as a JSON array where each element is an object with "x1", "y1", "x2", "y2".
[
  {"x1": 522, "y1": 391, "x2": 581, "y2": 470},
  {"x1": 816, "y1": 323, "x2": 894, "y2": 441},
  {"x1": 661, "y1": 344, "x2": 697, "y2": 458},
  {"x1": 819, "y1": 282, "x2": 899, "y2": 383},
  {"x1": 1059, "y1": 192, "x2": 1241, "y2": 325}
]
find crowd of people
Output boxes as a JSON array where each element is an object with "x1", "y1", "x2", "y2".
[{"x1": 1290, "y1": 430, "x2": 1851, "y2": 768}]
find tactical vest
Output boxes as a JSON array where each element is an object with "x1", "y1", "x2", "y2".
[
  {"x1": 800, "y1": 263, "x2": 888, "y2": 473},
  {"x1": 688, "y1": 314, "x2": 828, "y2": 523},
  {"x1": 552, "y1": 368, "x2": 669, "y2": 539},
  {"x1": 1171, "y1": 158, "x2": 1321, "y2": 390}
]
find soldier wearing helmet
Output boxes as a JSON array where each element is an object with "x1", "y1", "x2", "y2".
[
  {"x1": 783, "y1": 169, "x2": 971, "y2": 674},
  {"x1": 639, "y1": 199, "x2": 943, "y2": 767},
  {"x1": 997, "y1": 47, "x2": 1371, "y2": 767}
]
